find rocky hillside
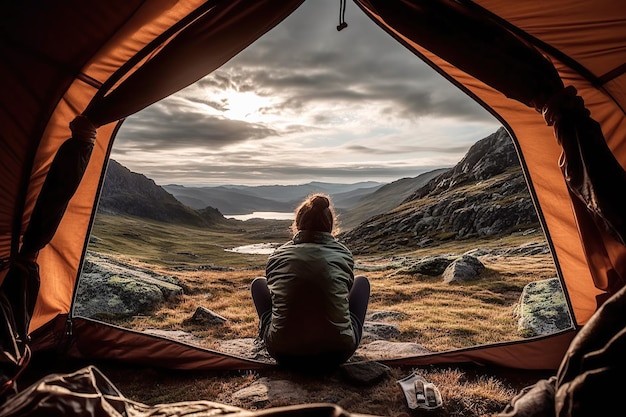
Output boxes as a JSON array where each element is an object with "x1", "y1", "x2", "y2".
[
  {"x1": 98, "y1": 160, "x2": 226, "y2": 227},
  {"x1": 337, "y1": 168, "x2": 449, "y2": 230},
  {"x1": 341, "y1": 127, "x2": 540, "y2": 254}
]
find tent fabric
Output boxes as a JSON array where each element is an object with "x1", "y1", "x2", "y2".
[
  {"x1": 30, "y1": 316, "x2": 574, "y2": 372},
  {"x1": 498, "y1": 276, "x2": 626, "y2": 417},
  {"x1": 354, "y1": 0, "x2": 626, "y2": 324},
  {"x1": 0, "y1": 0, "x2": 625, "y2": 380}
]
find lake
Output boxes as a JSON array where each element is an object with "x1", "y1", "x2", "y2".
[
  {"x1": 225, "y1": 211, "x2": 294, "y2": 221},
  {"x1": 225, "y1": 242, "x2": 282, "y2": 255}
]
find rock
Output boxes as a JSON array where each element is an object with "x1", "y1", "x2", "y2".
[
  {"x1": 74, "y1": 252, "x2": 183, "y2": 319},
  {"x1": 217, "y1": 338, "x2": 275, "y2": 363},
  {"x1": 231, "y1": 378, "x2": 308, "y2": 406},
  {"x1": 442, "y1": 255, "x2": 485, "y2": 283},
  {"x1": 190, "y1": 306, "x2": 228, "y2": 325},
  {"x1": 514, "y1": 278, "x2": 573, "y2": 337},
  {"x1": 356, "y1": 340, "x2": 430, "y2": 361},
  {"x1": 400, "y1": 255, "x2": 455, "y2": 276},
  {"x1": 74, "y1": 275, "x2": 164, "y2": 318},
  {"x1": 362, "y1": 322, "x2": 401, "y2": 341},
  {"x1": 365, "y1": 310, "x2": 405, "y2": 321},
  {"x1": 338, "y1": 361, "x2": 391, "y2": 386}
]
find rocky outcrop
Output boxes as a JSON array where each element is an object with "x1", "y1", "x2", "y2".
[
  {"x1": 73, "y1": 251, "x2": 183, "y2": 319},
  {"x1": 342, "y1": 128, "x2": 540, "y2": 254},
  {"x1": 514, "y1": 278, "x2": 573, "y2": 337}
]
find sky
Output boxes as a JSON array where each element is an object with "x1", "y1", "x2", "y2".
[{"x1": 112, "y1": 0, "x2": 502, "y2": 187}]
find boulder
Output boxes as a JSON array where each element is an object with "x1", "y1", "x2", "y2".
[
  {"x1": 514, "y1": 278, "x2": 573, "y2": 337},
  {"x1": 442, "y1": 255, "x2": 485, "y2": 283},
  {"x1": 73, "y1": 251, "x2": 183, "y2": 319},
  {"x1": 189, "y1": 306, "x2": 228, "y2": 325},
  {"x1": 362, "y1": 322, "x2": 400, "y2": 341},
  {"x1": 400, "y1": 255, "x2": 456, "y2": 276}
]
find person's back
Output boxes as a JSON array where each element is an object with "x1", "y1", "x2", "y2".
[
  {"x1": 250, "y1": 194, "x2": 370, "y2": 371},
  {"x1": 265, "y1": 230, "x2": 356, "y2": 361}
]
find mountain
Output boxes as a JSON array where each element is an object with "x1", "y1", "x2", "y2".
[
  {"x1": 98, "y1": 160, "x2": 227, "y2": 227},
  {"x1": 162, "y1": 184, "x2": 288, "y2": 214},
  {"x1": 224, "y1": 181, "x2": 383, "y2": 203},
  {"x1": 163, "y1": 181, "x2": 384, "y2": 215},
  {"x1": 341, "y1": 127, "x2": 540, "y2": 254},
  {"x1": 337, "y1": 168, "x2": 449, "y2": 231}
]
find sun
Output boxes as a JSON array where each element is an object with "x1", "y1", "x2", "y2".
[{"x1": 219, "y1": 89, "x2": 272, "y2": 122}]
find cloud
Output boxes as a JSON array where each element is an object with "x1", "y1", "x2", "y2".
[
  {"x1": 113, "y1": 0, "x2": 501, "y2": 186},
  {"x1": 115, "y1": 100, "x2": 278, "y2": 151},
  {"x1": 345, "y1": 144, "x2": 473, "y2": 155}
]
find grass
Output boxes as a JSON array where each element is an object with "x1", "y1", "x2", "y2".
[
  {"x1": 96, "y1": 251, "x2": 557, "y2": 353},
  {"x1": 36, "y1": 213, "x2": 565, "y2": 416}
]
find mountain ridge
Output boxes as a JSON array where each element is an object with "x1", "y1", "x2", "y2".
[
  {"x1": 97, "y1": 160, "x2": 227, "y2": 227},
  {"x1": 341, "y1": 127, "x2": 540, "y2": 253},
  {"x1": 96, "y1": 127, "x2": 537, "y2": 247},
  {"x1": 162, "y1": 181, "x2": 385, "y2": 215}
]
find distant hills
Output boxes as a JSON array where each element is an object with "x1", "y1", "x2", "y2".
[
  {"x1": 336, "y1": 169, "x2": 448, "y2": 231},
  {"x1": 96, "y1": 127, "x2": 540, "y2": 249},
  {"x1": 162, "y1": 182, "x2": 385, "y2": 215}
]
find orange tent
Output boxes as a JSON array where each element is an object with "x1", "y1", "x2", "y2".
[{"x1": 1, "y1": 0, "x2": 624, "y2": 388}]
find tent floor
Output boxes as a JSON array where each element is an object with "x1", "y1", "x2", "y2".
[{"x1": 13, "y1": 348, "x2": 554, "y2": 416}]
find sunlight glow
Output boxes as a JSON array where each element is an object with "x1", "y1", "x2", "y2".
[{"x1": 217, "y1": 89, "x2": 273, "y2": 123}]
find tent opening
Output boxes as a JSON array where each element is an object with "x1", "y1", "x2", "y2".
[{"x1": 70, "y1": 0, "x2": 574, "y2": 365}]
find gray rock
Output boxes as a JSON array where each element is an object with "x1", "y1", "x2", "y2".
[
  {"x1": 366, "y1": 310, "x2": 405, "y2": 321},
  {"x1": 74, "y1": 274, "x2": 164, "y2": 318},
  {"x1": 190, "y1": 306, "x2": 228, "y2": 325},
  {"x1": 74, "y1": 252, "x2": 183, "y2": 319},
  {"x1": 442, "y1": 255, "x2": 485, "y2": 283},
  {"x1": 400, "y1": 255, "x2": 456, "y2": 276},
  {"x1": 357, "y1": 340, "x2": 430, "y2": 361},
  {"x1": 338, "y1": 361, "x2": 391, "y2": 386},
  {"x1": 362, "y1": 322, "x2": 400, "y2": 341},
  {"x1": 514, "y1": 278, "x2": 573, "y2": 337}
]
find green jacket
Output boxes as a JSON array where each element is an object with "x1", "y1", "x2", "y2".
[{"x1": 264, "y1": 230, "x2": 356, "y2": 359}]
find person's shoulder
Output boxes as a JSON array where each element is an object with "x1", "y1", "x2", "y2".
[
  {"x1": 268, "y1": 239, "x2": 296, "y2": 257},
  {"x1": 329, "y1": 238, "x2": 353, "y2": 256}
]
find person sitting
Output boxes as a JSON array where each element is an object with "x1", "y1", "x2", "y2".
[{"x1": 250, "y1": 193, "x2": 370, "y2": 371}]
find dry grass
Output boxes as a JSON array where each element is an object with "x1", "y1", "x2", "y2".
[
  {"x1": 54, "y1": 215, "x2": 564, "y2": 416},
  {"x1": 81, "y1": 251, "x2": 559, "y2": 417},
  {"x1": 79, "y1": 360, "x2": 548, "y2": 417},
  {"x1": 106, "y1": 251, "x2": 558, "y2": 354}
]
